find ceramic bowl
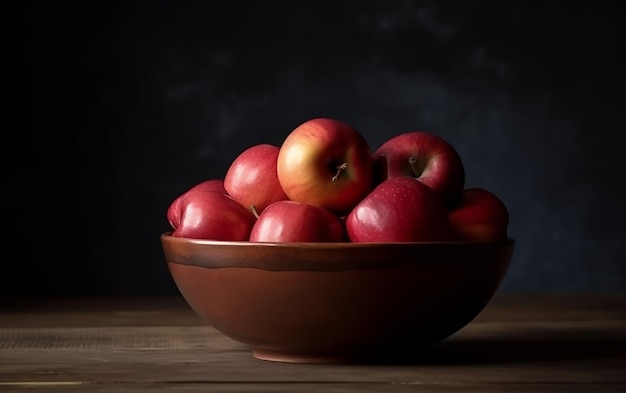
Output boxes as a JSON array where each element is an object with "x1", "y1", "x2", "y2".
[{"x1": 161, "y1": 233, "x2": 514, "y2": 363}]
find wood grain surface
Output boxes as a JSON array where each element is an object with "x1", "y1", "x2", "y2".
[{"x1": 1, "y1": 294, "x2": 625, "y2": 392}]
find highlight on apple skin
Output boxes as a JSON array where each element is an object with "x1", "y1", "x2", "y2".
[
  {"x1": 167, "y1": 179, "x2": 226, "y2": 230},
  {"x1": 224, "y1": 143, "x2": 288, "y2": 215},
  {"x1": 249, "y1": 200, "x2": 346, "y2": 243},
  {"x1": 165, "y1": 117, "x2": 511, "y2": 244},
  {"x1": 372, "y1": 131, "x2": 465, "y2": 207},
  {"x1": 346, "y1": 176, "x2": 457, "y2": 243},
  {"x1": 170, "y1": 188, "x2": 256, "y2": 241},
  {"x1": 276, "y1": 117, "x2": 374, "y2": 216}
]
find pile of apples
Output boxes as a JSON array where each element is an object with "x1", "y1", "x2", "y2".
[{"x1": 167, "y1": 118, "x2": 509, "y2": 243}]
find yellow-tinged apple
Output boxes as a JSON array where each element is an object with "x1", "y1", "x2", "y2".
[{"x1": 277, "y1": 118, "x2": 373, "y2": 215}]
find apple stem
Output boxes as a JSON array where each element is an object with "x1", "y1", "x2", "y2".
[
  {"x1": 249, "y1": 205, "x2": 260, "y2": 219},
  {"x1": 331, "y1": 163, "x2": 348, "y2": 182},
  {"x1": 408, "y1": 156, "x2": 419, "y2": 177}
]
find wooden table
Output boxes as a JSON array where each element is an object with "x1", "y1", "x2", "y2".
[{"x1": 1, "y1": 294, "x2": 625, "y2": 392}]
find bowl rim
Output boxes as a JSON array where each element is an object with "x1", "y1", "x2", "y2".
[
  {"x1": 161, "y1": 232, "x2": 516, "y2": 271},
  {"x1": 160, "y1": 232, "x2": 515, "y2": 249}
]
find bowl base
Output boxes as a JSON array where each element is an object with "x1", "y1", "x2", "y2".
[
  {"x1": 252, "y1": 348, "x2": 364, "y2": 364},
  {"x1": 252, "y1": 347, "x2": 428, "y2": 364}
]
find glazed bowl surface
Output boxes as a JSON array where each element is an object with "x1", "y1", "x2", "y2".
[{"x1": 161, "y1": 233, "x2": 515, "y2": 363}]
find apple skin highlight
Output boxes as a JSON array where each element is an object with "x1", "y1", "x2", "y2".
[
  {"x1": 346, "y1": 176, "x2": 457, "y2": 243},
  {"x1": 250, "y1": 200, "x2": 346, "y2": 243},
  {"x1": 224, "y1": 143, "x2": 288, "y2": 214},
  {"x1": 277, "y1": 118, "x2": 374, "y2": 215},
  {"x1": 373, "y1": 131, "x2": 465, "y2": 207}
]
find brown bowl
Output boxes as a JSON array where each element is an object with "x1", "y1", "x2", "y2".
[{"x1": 161, "y1": 233, "x2": 514, "y2": 364}]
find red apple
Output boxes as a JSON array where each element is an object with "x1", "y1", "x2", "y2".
[
  {"x1": 346, "y1": 176, "x2": 456, "y2": 243},
  {"x1": 277, "y1": 118, "x2": 374, "y2": 215},
  {"x1": 224, "y1": 143, "x2": 288, "y2": 215},
  {"x1": 449, "y1": 188, "x2": 509, "y2": 242},
  {"x1": 249, "y1": 200, "x2": 346, "y2": 242},
  {"x1": 167, "y1": 179, "x2": 226, "y2": 230},
  {"x1": 373, "y1": 131, "x2": 465, "y2": 206},
  {"x1": 171, "y1": 188, "x2": 256, "y2": 241}
]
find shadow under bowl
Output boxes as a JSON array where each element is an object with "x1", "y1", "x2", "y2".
[{"x1": 161, "y1": 233, "x2": 515, "y2": 364}]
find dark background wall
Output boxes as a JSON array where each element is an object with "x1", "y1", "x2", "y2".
[{"x1": 13, "y1": 0, "x2": 625, "y2": 297}]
